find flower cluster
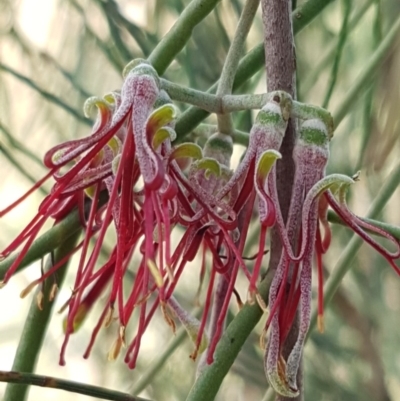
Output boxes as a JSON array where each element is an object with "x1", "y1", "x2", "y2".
[
  {"x1": 263, "y1": 116, "x2": 400, "y2": 396},
  {"x1": 1, "y1": 60, "x2": 399, "y2": 395}
]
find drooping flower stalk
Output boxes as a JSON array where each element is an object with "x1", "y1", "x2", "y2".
[
  {"x1": 0, "y1": 59, "x2": 210, "y2": 368},
  {"x1": 264, "y1": 116, "x2": 334, "y2": 396},
  {"x1": 215, "y1": 92, "x2": 291, "y2": 297},
  {"x1": 197, "y1": 93, "x2": 293, "y2": 365},
  {"x1": 188, "y1": 131, "x2": 236, "y2": 364},
  {"x1": 264, "y1": 108, "x2": 400, "y2": 396},
  {"x1": 59, "y1": 62, "x2": 167, "y2": 365}
]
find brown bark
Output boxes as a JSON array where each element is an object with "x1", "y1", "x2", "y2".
[{"x1": 261, "y1": 0, "x2": 300, "y2": 400}]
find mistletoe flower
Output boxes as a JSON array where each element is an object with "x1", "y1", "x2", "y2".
[
  {"x1": 183, "y1": 132, "x2": 241, "y2": 363},
  {"x1": 212, "y1": 92, "x2": 292, "y2": 300},
  {"x1": 264, "y1": 114, "x2": 400, "y2": 397},
  {"x1": 154, "y1": 132, "x2": 239, "y2": 363},
  {"x1": 185, "y1": 94, "x2": 291, "y2": 365},
  {"x1": 263, "y1": 117, "x2": 333, "y2": 396},
  {"x1": 186, "y1": 95, "x2": 291, "y2": 366},
  {"x1": 0, "y1": 59, "x2": 201, "y2": 368},
  {"x1": 0, "y1": 93, "x2": 120, "y2": 289},
  {"x1": 71, "y1": 73, "x2": 202, "y2": 369}
]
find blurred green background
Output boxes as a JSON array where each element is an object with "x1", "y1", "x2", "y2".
[{"x1": 1, "y1": 0, "x2": 400, "y2": 400}]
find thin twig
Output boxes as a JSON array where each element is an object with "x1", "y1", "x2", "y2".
[
  {"x1": 322, "y1": 0, "x2": 351, "y2": 108},
  {"x1": 333, "y1": 13, "x2": 400, "y2": 126},
  {"x1": 216, "y1": 0, "x2": 260, "y2": 135},
  {"x1": 148, "y1": 0, "x2": 222, "y2": 74},
  {"x1": 4, "y1": 232, "x2": 80, "y2": 401},
  {"x1": 0, "y1": 371, "x2": 152, "y2": 401},
  {"x1": 175, "y1": 0, "x2": 335, "y2": 139},
  {"x1": 261, "y1": 0, "x2": 299, "y2": 398}
]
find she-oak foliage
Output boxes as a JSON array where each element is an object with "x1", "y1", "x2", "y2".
[{"x1": 0, "y1": 0, "x2": 400, "y2": 400}]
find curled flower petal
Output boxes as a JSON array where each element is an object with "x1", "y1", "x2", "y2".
[
  {"x1": 152, "y1": 126, "x2": 176, "y2": 150},
  {"x1": 169, "y1": 143, "x2": 203, "y2": 161},
  {"x1": 147, "y1": 104, "x2": 178, "y2": 135},
  {"x1": 193, "y1": 157, "x2": 221, "y2": 179}
]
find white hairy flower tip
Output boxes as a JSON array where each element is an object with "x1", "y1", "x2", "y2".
[
  {"x1": 262, "y1": 101, "x2": 282, "y2": 117},
  {"x1": 301, "y1": 118, "x2": 327, "y2": 134}
]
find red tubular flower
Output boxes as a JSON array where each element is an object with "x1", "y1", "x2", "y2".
[
  {"x1": 173, "y1": 93, "x2": 291, "y2": 365},
  {"x1": 264, "y1": 112, "x2": 400, "y2": 397},
  {"x1": 264, "y1": 118, "x2": 332, "y2": 397},
  {"x1": 186, "y1": 93, "x2": 291, "y2": 366},
  {"x1": 213, "y1": 92, "x2": 292, "y2": 300},
  {"x1": 5, "y1": 57, "x2": 397, "y2": 385},
  {"x1": 0, "y1": 60, "x2": 199, "y2": 367}
]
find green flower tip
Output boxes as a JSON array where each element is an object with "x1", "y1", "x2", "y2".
[
  {"x1": 257, "y1": 91, "x2": 293, "y2": 128},
  {"x1": 256, "y1": 149, "x2": 282, "y2": 180},
  {"x1": 152, "y1": 127, "x2": 176, "y2": 150},
  {"x1": 203, "y1": 132, "x2": 233, "y2": 156},
  {"x1": 148, "y1": 103, "x2": 178, "y2": 130},
  {"x1": 170, "y1": 143, "x2": 203, "y2": 161},
  {"x1": 122, "y1": 58, "x2": 159, "y2": 86},
  {"x1": 306, "y1": 173, "x2": 354, "y2": 204},
  {"x1": 194, "y1": 157, "x2": 221, "y2": 179},
  {"x1": 103, "y1": 91, "x2": 120, "y2": 106},
  {"x1": 299, "y1": 119, "x2": 330, "y2": 146},
  {"x1": 83, "y1": 96, "x2": 110, "y2": 118}
]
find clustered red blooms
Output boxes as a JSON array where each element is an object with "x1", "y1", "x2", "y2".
[{"x1": 1, "y1": 60, "x2": 399, "y2": 395}]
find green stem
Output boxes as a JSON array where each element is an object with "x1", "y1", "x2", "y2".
[
  {"x1": 0, "y1": 210, "x2": 82, "y2": 280},
  {"x1": 161, "y1": 79, "x2": 220, "y2": 111},
  {"x1": 148, "y1": 0, "x2": 222, "y2": 75},
  {"x1": 0, "y1": 194, "x2": 108, "y2": 281},
  {"x1": 0, "y1": 122, "x2": 43, "y2": 166},
  {"x1": 185, "y1": 271, "x2": 274, "y2": 401},
  {"x1": 333, "y1": 13, "x2": 400, "y2": 127},
  {"x1": 217, "y1": 0, "x2": 260, "y2": 96},
  {"x1": 216, "y1": 0, "x2": 260, "y2": 135},
  {"x1": 67, "y1": 0, "x2": 124, "y2": 72},
  {"x1": 308, "y1": 160, "x2": 400, "y2": 336},
  {"x1": 322, "y1": 0, "x2": 351, "y2": 108},
  {"x1": 0, "y1": 370, "x2": 152, "y2": 401},
  {"x1": 97, "y1": 0, "x2": 155, "y2": 56},
  {"x1": 160, "y1": 79, "x2": 272, "y2": 112},
  {"x1": 98, "y1": 0, "x2": 133, "y2": 64},
  {"x1": 300, "y1": 0, "x2": 374, "y2": 97},
  {"x1": 355, "y1": 0, "x2": 382, "y2": 170},
  {"x1": 291, "y1": 0, "x2": 335, "y2": 33},
  {"x1": 4, "y1": 231, "x2": 81, "y2": 401},
  {"x1": 175, "y1": 0, "x2": 335, "y2": 139}
]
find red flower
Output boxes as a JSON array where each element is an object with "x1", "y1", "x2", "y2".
[{"x1": 264, "y1": 117, "x2": 400, "y2": 397}]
